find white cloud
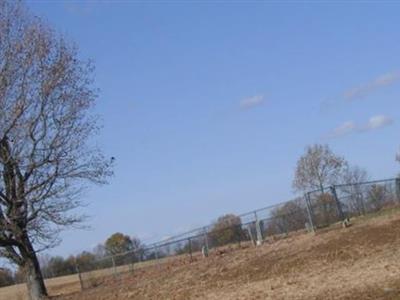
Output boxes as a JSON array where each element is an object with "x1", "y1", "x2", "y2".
[
  {"x1": 375, "y1": 73, "x2": 399, "y2": 85},
  {"x1": 239, "y1": 95, "x2": 265, "y2": 110},
  {"x1": 344, "y1": 71, "x2": 400, "y2": 101},
  {"x1": 328, "y1": 121, "x2": 357, "y2": 138},
  {"x1": 327, "y1": 115, "x2": 394, "y2": 139},
  {"x1": 364, "y1": 115, "x2": 394, "y2": 130}
]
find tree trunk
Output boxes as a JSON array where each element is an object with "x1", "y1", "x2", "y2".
[
  {"x1": 25, "y1": 256, "x2": 47, "y2": 300},
  {"x1": 319, "y1": 182, "x2": 325, "y2": 194},
  {"x1": 22, "y1": 237, "x2": 48, "y2": 300}
]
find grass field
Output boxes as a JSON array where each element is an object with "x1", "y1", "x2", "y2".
[
  {"x1": 0, "y1": 253, "x2": 175, "y2": 299},
  {"x1": 1, "y1": 210, "x2": 400, "y2": 300}
]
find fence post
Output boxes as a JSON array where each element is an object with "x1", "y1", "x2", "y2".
[
  {"x1": 111, "y1": 255, "x2": 117, "y2": 277},
  {"x1": 282, "y1": 215, "x2": 289, "y2": 236},
  {"x1": 129, "y1": 252, "x2": 135, "y2": 273},
  {"x1": 236, "y1": 223, "x2": 242, "y2": 247},
  {"x1": 396, "y1": 177, "x2": 400, "y2": 203},
  {"x1": 203, "y1": 227, "x2": 209, "y2": 253},
  {"x1": 305, "y1": 192, "x2": 315, "y2": 233},
  {"x1": 331, "y1": 185, "x2": 345, "y2": 221},
  {"x1": 75, "y1": 263, "x2": 84, "y2": 291},
  {"x1": 155, "y1": 245, "x2": 160, "y2": 268},
  {"x1": 253, "y1": 211, "x2": 263, "y2": 245},
  {"x1": 188, "y1": 237, "x2": 193, "y2": 262},
  {"x1": 357, "y1": 186, "x2": 366, "y2": 216}
]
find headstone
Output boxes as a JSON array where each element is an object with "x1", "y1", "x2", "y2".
[
  {"x1": 342, "y1": 218, "x2": 351, "y2": 228},
  {"x1": 255, "y1": 219, "x2": 264, "y2": 246},
  {"x1": 201, "y1": 245, "x2": 208, "y2": 258},
  {"x1": 247, "y1": 225, "x2": 256, "y2": 246},
  {"x1": 305, "y1": 222, "x2": 313, "y2": 233}
]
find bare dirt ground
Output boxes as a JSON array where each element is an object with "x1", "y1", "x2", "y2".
[{"x1": 2, "y1": 210, "x2": 400, "y2": 300}]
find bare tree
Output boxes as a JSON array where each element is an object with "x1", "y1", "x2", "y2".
[
  {"x1": 130, "y1": 236, "x2": 145, "y2": 261},
  {"x1": 0, "y1": 267, "x2": 14, "y2": 287},
  {"x1": 267, "y1": 198, "x2": 308, "y2": 234},
  {"x1": 293, "y1": 144, "x2": 347, "y2": 193},
  {"x1": 0, "y1": 2, "x2": 112, "y2": 299},
  {"x1": 367, "y1": 184, "x2": 388, "y2": 212},
  {"x1": 209, "y1": 214, "x2": 245, "y2": 247},
  {"x1": 105, "y1": 233, "x2": 133, "y2": 256},
  {"x1": 339, "y1": 166, "x2": 369, "y2": 215},
  {"x1": 341, "y1": 166, "x2": 368, "y2": 185},
  {"x1": 93, "y1": 243, "x2": 106, "y2": 259}
]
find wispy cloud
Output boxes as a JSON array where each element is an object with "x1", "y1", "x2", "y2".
[
  {"x1": 239, "y1": 95, "x2": 265, "y2": 110},
  {"x1": 327, "y1": 114, "x2": 394, "y2": 138},
  {"x1": 363, "y1": 115, "x2": 394, "y2": 130},
  {"x1": 320, "y1": 71, "x2": 400, "y2": 113},
  {"x1": 328, "y1": 121, "x2": 357, "y2": 138},
  {"x1": 343, "y1": 71, "x2": 400, "y2": 101}
]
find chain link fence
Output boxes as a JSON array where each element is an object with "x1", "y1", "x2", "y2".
[
  {"x1": 74, "y1": 177, "x2": 400, "y2": 290},
  {"x1": 306, "y1": 178, "x2": 400, "y2": 229}
]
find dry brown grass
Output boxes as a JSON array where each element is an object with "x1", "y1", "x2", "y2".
[
  {"x1": 0, "y1": 255, "x2": 172, "y2": 299},
  {"x1": 2, "y1": 211, "x2": 400, "y2": 300},
  {"x1": 0, "y1": 273, "x2": 81, "y2": 300}
]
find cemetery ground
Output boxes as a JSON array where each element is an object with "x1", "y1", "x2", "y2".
[{"x1": 1, "y1": 209, "x2": 400, "y2": 300}]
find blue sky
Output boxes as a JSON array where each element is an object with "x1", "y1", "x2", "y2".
[{"x1": 27, "y1": 1, "x2": 400, "y2": 256}]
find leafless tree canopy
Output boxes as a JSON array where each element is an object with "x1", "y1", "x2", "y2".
[
  {"x1": 267, "y1": 198, "x2": 308, "y2": 234},
  {"x1": 209, "y1": 214, "x2": 244, "y2": 246},
  {"x1": 0, "y1": 2, "x2": 112, "y2": 298},
  {"x1": 293, "y1": 144, "x2": 347, "y2": 192},
  {"x1": 341, "y1": 165, "x2": 369, "y2": 185},
  {"x1": 339, "y1": 166, "x2": 369, "y2": 216}
]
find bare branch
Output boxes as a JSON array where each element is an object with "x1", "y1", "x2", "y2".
[
  {"x1": 0, "y1": 3, "x2": 112, "y2": 297},
  {"x1": 293, "y1": 144, "x2": 347, "y2": 192}
]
